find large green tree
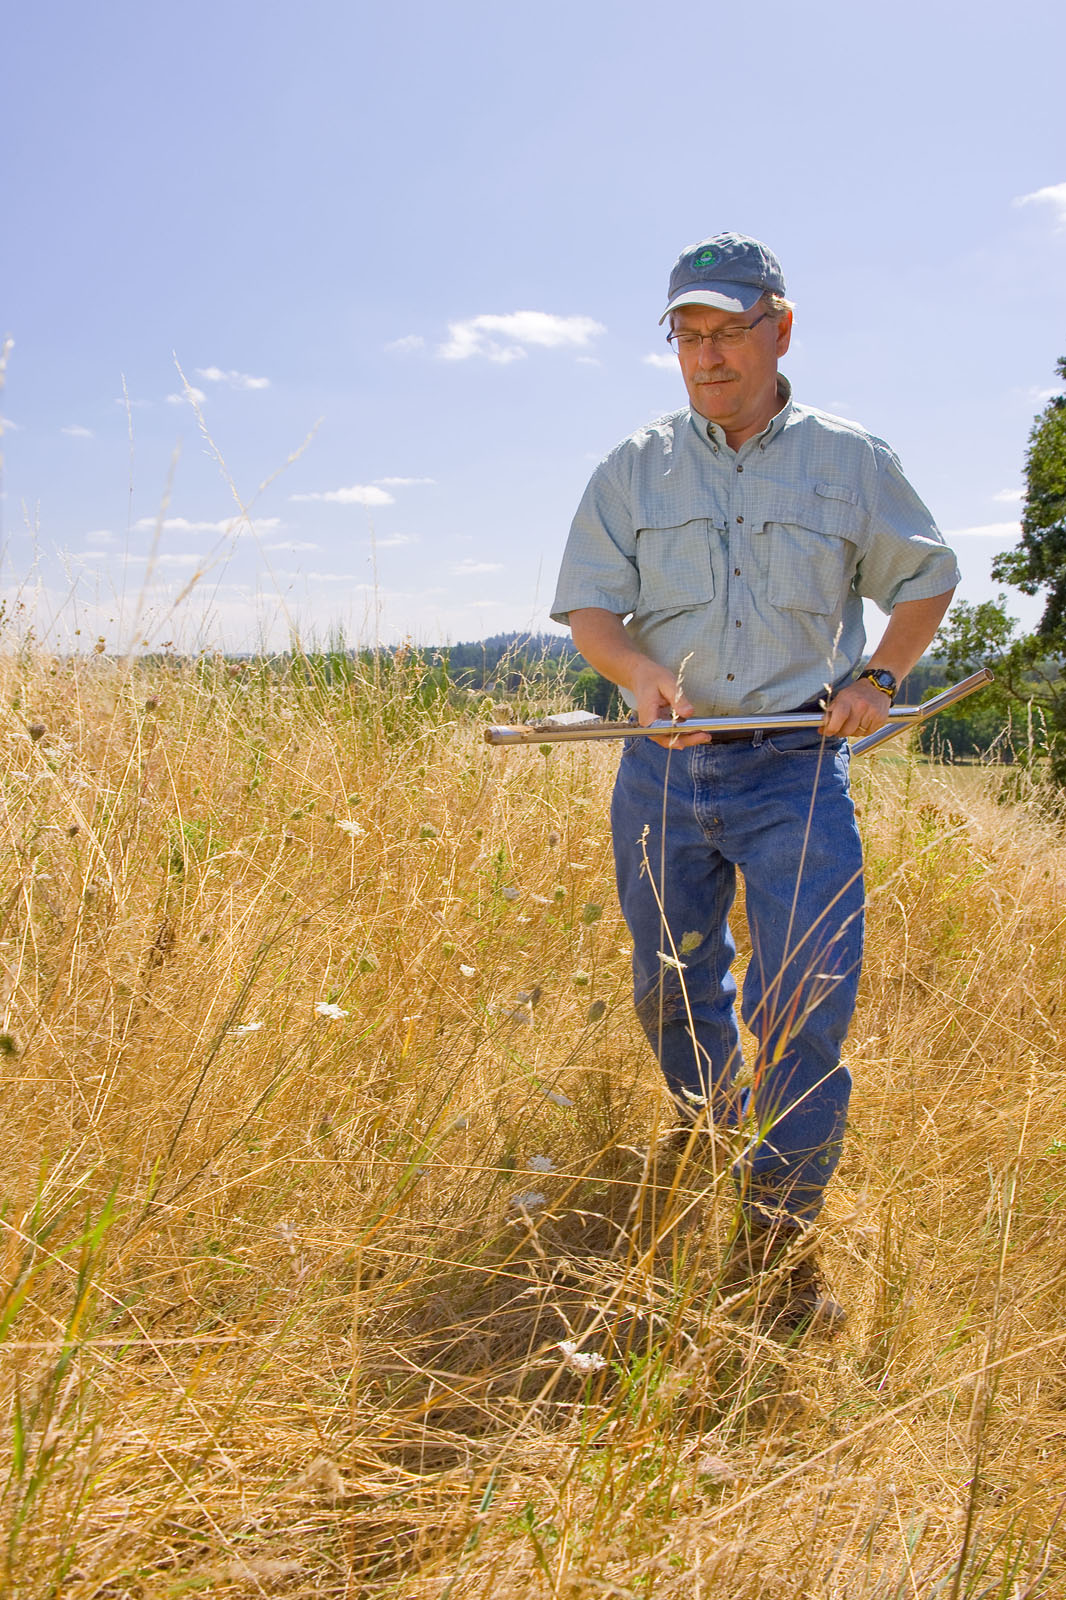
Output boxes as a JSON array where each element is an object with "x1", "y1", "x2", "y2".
[{"x1": 933, "y1": 358, "x2": 1066, "y2": 782}]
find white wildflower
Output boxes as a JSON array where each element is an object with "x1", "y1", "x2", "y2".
[
  {"x1": 231, "y1": 1021, "x2": 264, "y2": 1037},
  {"x1": 528, "y1": 1155, "x2": 556, "y2": 1174},
  {"x1": 558, "y1": 1340, "x2": 607, "y2": 1374},
  {"x1": 541, "y1": 1088, "x2": 575, "y2": 1109},
  {"x1": 459, "y1": 964, "x2": 477, "y2": 978},
  {"x1": 657, "y1": 950, "x2": 687, "y2": 972},
  {"x1": 501, "y1": 886, "x2": 519, "y2": 901},
  {"x1": 336, "y1": 819, "x2": 366, "y2": 838},
  {"x1": 509, "y1": 1190, "x2": 547, "y2": 1212},
  {"x1": 315, "y1": 1001, "x2": 348, "y2": 1020}
]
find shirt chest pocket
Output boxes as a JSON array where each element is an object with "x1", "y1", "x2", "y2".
[
  {"x1": 759, "y1": 485, "x2": 862, "y2": 616},
  {"x1": 634, "y1": 518, "x2": 719, "y2": 615}
]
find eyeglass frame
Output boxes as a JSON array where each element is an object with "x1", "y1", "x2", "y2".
[{"x1": 665, "y1": 310, "x2": 771, "y2": 354}]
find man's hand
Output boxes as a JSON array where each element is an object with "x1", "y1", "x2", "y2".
[
  {"x1": 819, "y1": 678, "x2": 893, "y2": 740},
  {"x1": 631, "y1": 661, "x2": 713, "y2": 748}
]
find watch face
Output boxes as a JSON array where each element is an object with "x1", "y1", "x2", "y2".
[{"x1": 864, "y1": 669, "x2": 896, "y2": 694}]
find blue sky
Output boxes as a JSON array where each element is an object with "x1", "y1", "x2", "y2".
[{"x1": 3, "y1": 0, "x2": 1064, "y2": 655}]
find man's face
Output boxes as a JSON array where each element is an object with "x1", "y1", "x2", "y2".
[{"x1": 670, "y1": 300, "x2": 792, "y2": 446}]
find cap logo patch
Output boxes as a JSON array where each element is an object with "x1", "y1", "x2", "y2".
[{"x1": 693, "y1": 248, "x2": 718, "y2": 269}]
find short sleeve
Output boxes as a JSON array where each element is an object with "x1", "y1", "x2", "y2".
[{"x1": 854, "y1": 442, "x2": 961, "y2": 614}]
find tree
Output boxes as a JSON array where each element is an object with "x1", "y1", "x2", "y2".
[{"x1": 933, "y1": 359, "x2": 1066, "y2": 783}]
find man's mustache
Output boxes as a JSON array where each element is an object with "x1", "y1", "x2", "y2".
[{"x1": 690, "y1": 370, "x2": 738, "y2": 384}]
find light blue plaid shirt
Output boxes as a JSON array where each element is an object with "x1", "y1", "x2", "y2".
[{"x1": 551, "y1": 379, "x2": 960, "y2": 717}]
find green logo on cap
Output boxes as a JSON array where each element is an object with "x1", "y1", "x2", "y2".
[{"x1": 694, "y1": 248, "x2": 718, "y2": 269}]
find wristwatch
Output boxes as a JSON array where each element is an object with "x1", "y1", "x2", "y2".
[{"x1": 858, "y1": 667, "x2": 897, "y2": 703}]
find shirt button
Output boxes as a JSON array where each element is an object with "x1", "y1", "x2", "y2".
[
  {"x1": 736, "y1": 464, "x2": 744, "y2": 473},
  {"x1": 736, "y1": 515, "x2": 744, "y2": 524},
  {"x1": 734, "y1": 567, "x2": 741, "y2": 576},
  {"x1": 735, "y1": 619, "x2": 742, "y2": 628},
  {"x1": 726, "y1": 673, "x2": 735, "y2": 681}
]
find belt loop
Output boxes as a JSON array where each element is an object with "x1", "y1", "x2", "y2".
[{"x1": 752, "y1": 729, "x2": 764, "y2": 747}]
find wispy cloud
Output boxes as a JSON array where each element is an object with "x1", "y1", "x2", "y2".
[
  {"x1": 385, "y1": 334, "x2": 425, "y2": 354},
  {"x1": 439, "y1": 311, "x2": 605, "y2": 364},
  {"x1": 373, "y1": 534, "x2": 416, "y2": 548},
  {"x1": 195, "y1": 366, "x2": 271, "y2": 390},
  {"x1": 454, "y1": 558, "x2": 503, "y2": 574},
  {"x1": 1014, "y1": 181, "x2": 1066, "y2": 228},
  {"x1": 374, "y1": 476, "x2": 435, "y2": 486},
  {"x1": 945, "y1": 521, "x2": 1020, "y2": 539},
  {"x1": 290, "y1": 484, "x2": 394, "y2": 506},
  {"x1": 265, "y1": 540, "x2": 320, "y2": 553},
  {"x1": 166, "y1": 387, "x2": 207, "y2": 406},
  {"x1": 644, "y1": 352, "x2": 676, "y2": 370},
  {"x1": 993, "y1": 488, "x2": 1024, "y2": 504},
  {"x1": 62, "y1": 424, "x2": 94, "y2": 438},
  {"x1": 133, "y1": 515, "x2": 281, "y2": 535}
]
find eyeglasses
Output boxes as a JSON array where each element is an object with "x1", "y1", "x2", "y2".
[{"x1": 666, "y1": 311, "x2": 770, "y2": 353}]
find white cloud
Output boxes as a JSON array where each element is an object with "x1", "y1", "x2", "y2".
[
  {"x1": 125, "y1": 552, "x2": 203, "y2": 568},
  {"x1": 62, "y1": 424, "x2": 94, "y2": 438},
  {"x1": 166, "y1": 387, "x2": 207, "y2": 406},
  {"x1": 644, "y1": 352, "x2": 677, "y2": 370},
  {"x1": 290, "y1": 484, "x2": 394, "y2": 506},
  {"x1": 86, "y1": 529, "x2": 115, "y2": 543},
  {"x1": 1014, "y1": 181, "x2": 1066, "y2": 228},
  {"x1": 454, "y1": 559, "x2": 503, "y2": 574},
  {"x1": 576, "y1": 356, "x2": 601, "y2": 367},
  {"x1": 945, "y1": 521, "x2": 1020, "y2": 539},
  {"x1": 265, "y1": 540, "x2": 320, "y2": 553},
  {"x1": 373, "y1": 534, "x2": 416, "y2": 548},
  {"x1": 438, "y1": 311, "x2": 605, "y2": 364},
  {"x1": 132, "y1": 515, "x2": 282, "y2": 535},
  {"x1": 195, "y1": 366, "x2": 271, "y2": 390},
  {"x1": 385, "y1": 334, "x2": 426, "y2": 354},
  {"x1": 374, "y1": 476, "x2": 436, "y2": 486},
  {"x1": 0, "y1": 416, "x2": 22, "y2": 431},
  {"x1": 993, "y1": 488, "x2": 1024, "y2": 503}
]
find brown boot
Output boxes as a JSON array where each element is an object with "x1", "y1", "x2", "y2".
[{"x1": 721, "y1": 1217, "x2": 846, "y2": 1335}]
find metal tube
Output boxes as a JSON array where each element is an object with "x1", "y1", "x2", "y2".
[{"x1": 484, "y1": 669, "x2": 994, "y2": 750}]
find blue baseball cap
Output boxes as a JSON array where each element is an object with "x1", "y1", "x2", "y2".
[{"x1": 659, "y1": 232, "x2": 787, "y2": 324}]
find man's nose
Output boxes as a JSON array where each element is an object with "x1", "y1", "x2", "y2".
[{"x1": 695, "y1": 336, "x2": 725, "y2": 366}]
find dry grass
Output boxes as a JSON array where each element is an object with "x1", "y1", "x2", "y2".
[{"x1": 2, "y1": 644, "x2": 1065, "y2": 1599}]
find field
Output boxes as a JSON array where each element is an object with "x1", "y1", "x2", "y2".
[{"x1": 2, "y1": 646, "x2": 1065, "y2": 1599}]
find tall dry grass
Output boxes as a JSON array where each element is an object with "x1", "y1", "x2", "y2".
[{"x1": 2, "y1": 642, "x2": 1065, "y2": 1599}]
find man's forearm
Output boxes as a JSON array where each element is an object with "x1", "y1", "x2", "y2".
[
  {"x1": 568, "y1": 608, "x2": 653, "y2": 692},
  {"x1": 867, "y1": 590, "x2": 956, "y2": 682}
]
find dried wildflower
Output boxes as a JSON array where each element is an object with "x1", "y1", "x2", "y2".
[
  {"x1": 586, "y1": 999, "x2": 607, "y2": 1024},
  {"x1": 680, "y1": 930, "x2": 702, "y2": 954},
  {"x1": 315, "y1": 1001, "x2": 348, "y2": 1020},
  {"x1": 509, "y1": 1190, "x2": 547, "y2": 1212},
  {"x1": 516, "y1": 987, "x2": 542, "y2": 1007},
  {"x1": 558, "y1": 1339, "x2": 607, "y2": 1373},
  {"x1": 501, "y1": 886, "x2": 519, "y2": 901},
  {"x1": 297, "y1": 1454, "x2": 346, "y2": 1500},
  {"x1": 500, "y1": 1006, "x2": 533, "y2": 1025},
  {"x1": 336, "y1": 819, "x2": 366, "y2": 838},
  {"x1": 459, "y1": 964, "x2": 477, "y2": 978},
  {"x1": 419, "y1": 822, "x2": 439, "y2": 839},
  {"x1": 0, "y1": 1033, "x2": 21, "y2": 1058},
  {"x1": 696, "y1": 1454, "x2": 737, "y2": 1485},
  {"x1": 541, "y1": 1087, "x2": 574, "y2": 1109},
  {"x1": 357, "y1": 952, "x2": 378, "y2": 973},
  {"x1": 553, "y1": 885, "x2": 566, "y2": 902},
  {"x1": 231, "y1": 1021, "x2": 264, "y2": 1037},
  {"x1": 450, "y1": 1113, "x2": 470, "y2": 1131},
  {"x1": 547, "y1": 830, "x2": 561, "y2": 848},
  {"x1": 657, "y1": 950, "x2": 687, "y2": 972},
  {"x1": 27, "y1": 722, "x2": 47, "y2": 742},
  {"x1": 581, "y1": 902, "x2": 603, "y2": 924},
  {"x1": 530, "y1": 893, "x2": 550, "y2": 905},
  {"x1": 528, "y1": 1155, "x2": 556, "y2": 1174},
  {"x1": 572, "y1": 970, "x2": 591, "y2": 987}
]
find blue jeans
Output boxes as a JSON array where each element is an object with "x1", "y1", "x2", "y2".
[{"x1": 610, "y1": 729, "x2": 865, "y2": 1225}]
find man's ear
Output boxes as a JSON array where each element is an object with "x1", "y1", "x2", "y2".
[{"x1": 775, "y1": 309, "x2": 793, "y2": 358}]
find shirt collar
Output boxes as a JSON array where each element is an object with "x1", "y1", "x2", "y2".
[{"x1": 689, "y1": 374, "x2": 794, "y2": 451}]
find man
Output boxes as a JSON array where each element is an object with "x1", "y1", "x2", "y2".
[{"x1": 550, "y1": 233, "x2": 959, "y2": 1330}]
